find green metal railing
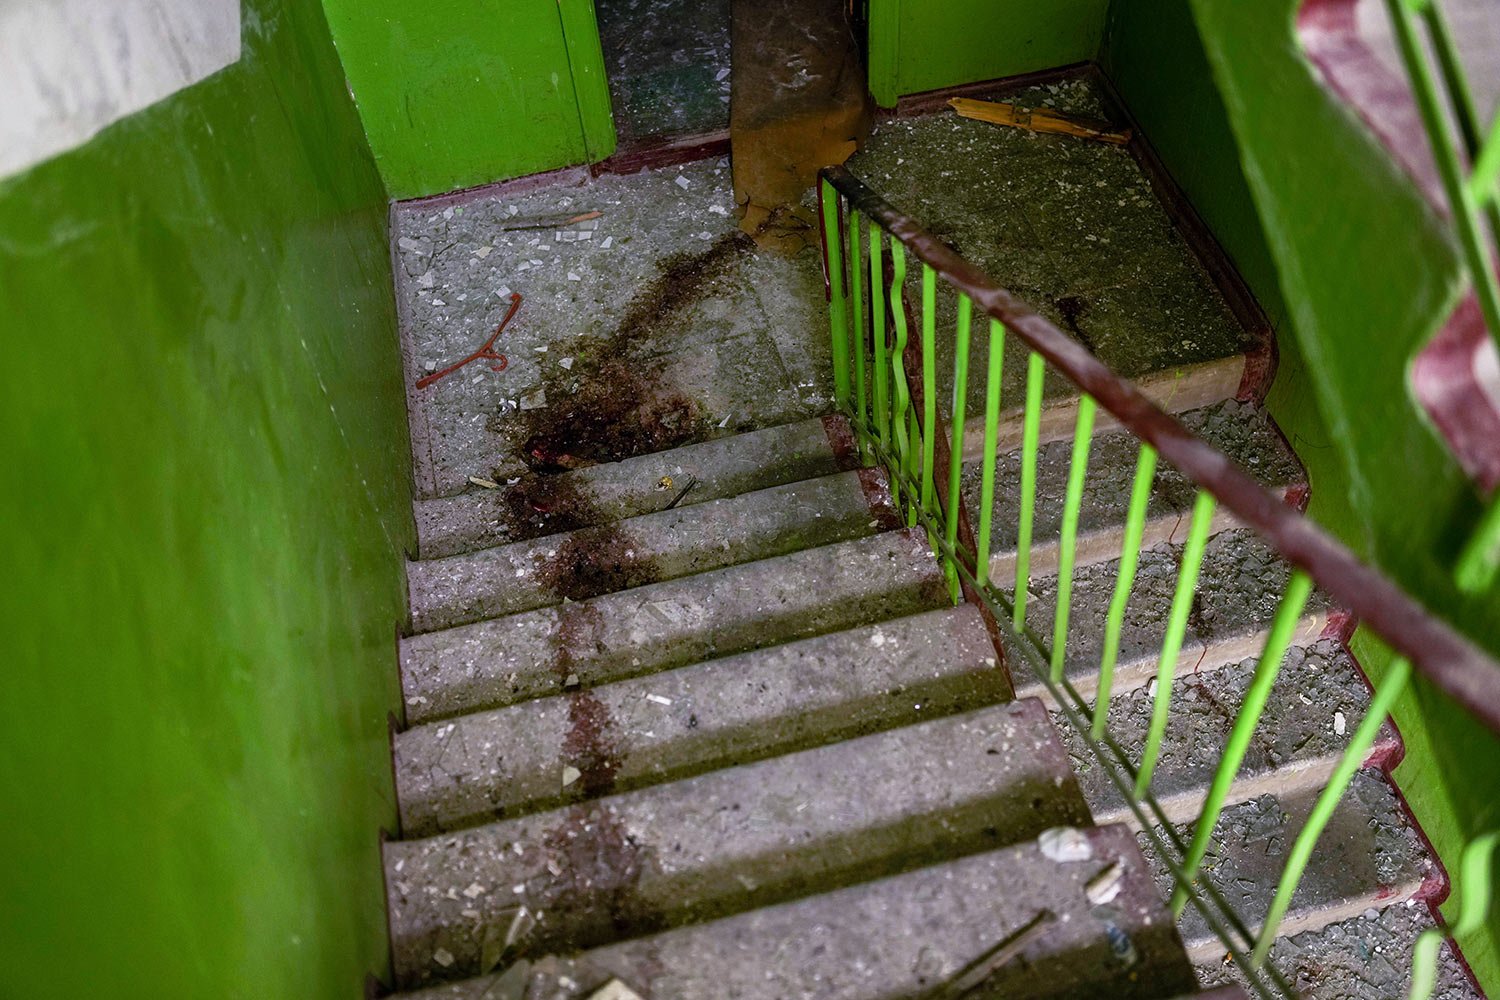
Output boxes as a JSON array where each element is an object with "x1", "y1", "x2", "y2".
[
  {"x1": 1384, "y1": 0, "x2": 1500, "y2": 593},
  {"x1": 818, "y1": 164, "x2": 1500, "y2": 1000}
]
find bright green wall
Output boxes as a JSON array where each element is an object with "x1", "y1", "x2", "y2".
[
  {"x1": 867, "y1": 0, "x2": 1109, "y2": 107},
  {"x1": 0, "y1": 2, "x2": 413, "y2": 998},
  {"x1": 1103, "y1": 0, "x2": 1500, "y2": 989},
  {"x1": 321, "y1": 0, "x2": 616, "y2": 198}
]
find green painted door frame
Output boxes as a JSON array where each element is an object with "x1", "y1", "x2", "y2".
[{"x1": 322, "y1": 0, "x2": 617, "y2": 199}]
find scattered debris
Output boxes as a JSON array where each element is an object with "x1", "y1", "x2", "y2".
[
  {"x1": 564, "y1": 673, "x2": 580, "y2": 689},
  {"x1": 479, "y1": 905, "x2": 535, "y2": 972},
  {"x1": 947, "y1": 97, "x2": 1131, "y2": 145},
  {"x1": 463, "y1": 881, "x2": 488, "y2": 898},
  {"x1": 588, "y1": 978, "x2": 647, "y2": 1000},
  {"x1": 1335, "y1": 711, "x2": 1347, "y2": 736},
  {"x1": 1086, "y1": 860, "x2": 1125, "y2": 906},
  {"x1": 417, "y1": 293, "x2": 522, "y2": 389},
  {"x1": 657, "y1": 475, "x2": 674, "y2": 491},
  {"x1": 561, "y1": 765, "x2": 582, "y2": 788},
  {"x1": 599, "y1": 235, "x2": 614, "y2": 249},
  {"x1": 432, "y1": 947, "x2": 455, "y2": 968},
  {"x1": 498, "y1": 210, "x2": 603, "y2": 232},
  {"x1": 674, "y1": 175, "x2": 692, "y2": 190},
  {"x1": 1039, "y1": 826, "x2": 1093, "y2": 863},
  {"x1": 560, "y1": 357, "x2": 574, "y2": 370},
  {"x1": 475, "y1": 246, "x2": 493, "y2": 259},
  {"x1": 645, "y1": 694, "x2": 673, "y2": 706},
  {"x1": 519, "y1": 388, "x2": 548, "y2": 411},
  {"x1": 468, "y1": 476, "x2": 500, "y2": 490},
  {"x1": 932, "y1": 909, "x2": 1055, "y2": 998}
]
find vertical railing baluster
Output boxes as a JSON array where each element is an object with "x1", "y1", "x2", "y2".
[
  {"x1": 921, "y1": 265, "x2": 938, "y2": 519},
  {"x1": 869, "y1": 224, "x2": 890, "y2": 471},
  {"x1": 1135, "y1": 489, "x2": 1217, "y2": 798},
  {"x1": 1091, "y1": 443, "x2": 1158, "y2": 738},
  {"x1": 1252, "y1": 656, "x2": 1413, "y2": 966},
  {"x1": 848, "y1": 209, "x2": 867, "y2": 452},
  {"x1": 819, "y1": 180, "x2": 851, "y2": 408},
  {"x1": 975, "y1": 320, "x2": 1005, "y2": 587},
  {"x1": 1014, "y1": 352, "x2": 1045, "y2": 629},
  {"x1": 1173, "y1": 570, "x2": 1314, "y2": 916},
  {"x1": 945, "y1": 295, "x2": 974, "y2": 601},
  {"x1": 1050, "y1": 395, "x2": 1097, "y2": 682},
  {"x1": 888, "y1": 242, "x2": 914, "y2": 525}
]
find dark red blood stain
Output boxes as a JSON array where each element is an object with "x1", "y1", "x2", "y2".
[
  {"x1": 856, "y1": 466, "x2": 903, "y2": 531},
  {"x1": 540, "y1": 804, "x2": 657, "y2": 946},
  {"x1": 563, "y1": 692, "x2": 624, "y2": 797}
]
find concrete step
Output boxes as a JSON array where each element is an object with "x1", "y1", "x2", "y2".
[
  {"x1": 385, "y1": 700, "x2": 1089, "y2": 989},
  {"x1": 399, "y1": 527, "x2": 949, "y2": 725},
  {"x1": 1012, "y1": 529, "x2": 1331, "y2": 706},
  {"x1": 1196, "y1": 903, "x2": 1483, "y2": 1000},
  {"x1": 407, "y1": 467, "x2": 899, "y2": 634},
  {"x1": 413, "y1": 415, "x2": 858, "y2": 560},
  {"x1": 1059, "y1": 638, "x2": 1399, "y2": 828},
  {"x1": 964, "y1": 400, "x2": 1304, "y2": 583},
  {"x1": 394, "y1": 825, "x2": 1197, "y2": 1000},
  {"x1": 396, "y1": 605, "x2": 1005, "y2": 836},
  {"x1": 1152, "y1": 769, "x2": 1437, "y2": 965}
]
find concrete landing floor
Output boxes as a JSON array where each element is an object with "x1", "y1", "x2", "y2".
[
  {"x1": 393, "y1": 71, "x2": 1258, "y2": 500},
  {"x1": 847, "y1": 74, "x2": 1255, "y2": 412},
  {"x1": 596, "y1": 0, "x2": 730, "y2": 144}
]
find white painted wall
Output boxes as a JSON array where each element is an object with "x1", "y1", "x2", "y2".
[{"x1": 0, "y1": 0, "x2": 242, "y2": 178}]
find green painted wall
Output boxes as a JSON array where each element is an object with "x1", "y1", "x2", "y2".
[
  {"x1": 0, "y1": 2, "x2": 413, "y2": 998},
  {"x1": 1103, "y1": 0, "x2": 1500, "y2": 989},
  {"x1": 867, "y1": 0, "x2": 1109, "y2": 107},
  {"x1": 321, "y1": 0, "x2": 616, "y2": 199}
]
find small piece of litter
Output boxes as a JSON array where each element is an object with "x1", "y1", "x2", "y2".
[
  {"x1": 587, "y1": 979, "x2": 646, "y2": 1000},
  {"x1": 1038, "y1": 826, "x2": 1093, "y2": 863},
  {"x1": 646, "y1": 694, "x2": 673, "y2": 706},
  {"x1": 675, "y1": 175, "x2": 692, "y2": 189},
  {"x1": 563, "y1": 673, "x2": 580, "y2": 688},
  {"x1": 432, "y1": 948, "x2": 455, "y2": 968},
  {"x1": 519, "y1": 388, "x2": 548, "y2": 410},
  {"x1": 718, "y1": 413, "x2": 732, "y2": 428},
  {"x1": 534, "y1": 344, "x2": 548, "y2": 352},
  {"x1": 1334, "y1": 711, "x2": 1347, "y2": 736},
  {"x1": 560, "y1": 357, "x2": 574, "y2": 369},
  {"x1": 599, "y1": 236, "x2": 614, "y2": 249},
  {"x1": 468, "y1": 476, "x2": 500, "y2": 490},
  {"x1": 567, "y1": 272, "x2": 581, "y2": 282},
  {"x1": 657, "y1": 475, "x2": 674, "y2": 491},
  {"x1": 463, "y1": 882, "x2": 487, "y2": 899},
  {"x1": 1086, "y1": 861, "x2": 1125, "y2": 906},
  {"x1": 470, "y1": 374, "x2": 486, "y2": 384},
  {"x1": 561, "y1": 766, "x2": 581, "y2": 788},
  {"x1": 1103, "y1": 921, "x2": 1140, "y2": 969},
  {"x1": 424, "y1": 360, "x2": 437, "y2": 373}
]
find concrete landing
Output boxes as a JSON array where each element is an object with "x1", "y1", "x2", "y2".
[
  {"x1": 846, "y1": 72, "x2": 1257, "y2": 418},
  {"x1": 396, "y1": 825, "x2": 1196, "y2": 1000},
  {"x1": 386, "y1": 700, "x2": 1087, "y2": 988},
  {"x1": 394, "y1": 159, "x2": 830, "y2": 499}
]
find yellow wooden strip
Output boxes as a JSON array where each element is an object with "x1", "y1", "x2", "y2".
[{"x1": 948, "y1": 97, "x2": 1132, "y2": 145}]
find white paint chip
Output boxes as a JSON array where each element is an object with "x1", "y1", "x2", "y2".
[
  {"x1": 1334, "y1": 711, "x2": 1347, "y2": 736},
  {"x1": 561, "y1": 766, "x2": 582, "y2": 788},
  {"x1": 1038, "y1": 826, "x2": 1093, "y2": 863}
]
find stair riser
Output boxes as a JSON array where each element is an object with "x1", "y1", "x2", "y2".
[
  {"x1": 385, "y1": 700, "x2": 1088, "y2": 989},
  {"x1": 406, "y1": 468, "x2": 895, "y2": 634},
  {"x1": 396, "y1": 605, "x2": 1005, "y2": 836}
]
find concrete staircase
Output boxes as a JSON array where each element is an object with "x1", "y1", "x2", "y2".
[{"x1": 381, "y1": 360, "x2": 1447, "y2": 998}]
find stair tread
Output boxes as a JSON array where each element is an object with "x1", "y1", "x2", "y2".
[
  {"x1": 400, "y1": 527, "x2": 949, "y2": 725},
  {"x1": 963, "y1": 400, "x2": 1303, "y2": 581},
  {"x1": 1196, "y1": 903, "x2": 1483, "y2": 1000},
  {"x1": 414, "y1": 415, "x2": 856, "y2": 559},
  {"x1": 1012, "y1": 528, "x2": 1331, "y2": 704},
  {"x1": 1154, "y1": 769, "x2": 1435, "y2": 963},
  {"x1": 408, "y1": 467, "x2": 897, "y2": 634},
  {"x1": 393, "y1": 825, "x2": 1197, "y2": 1000},
  {"x1": 1060, "y1": 638, "x2": 1398, "y2": 827},
  {"x1": 385, "y1": 700, "x2": 1090, "y2": 989},
  {"x1": 396, "y1": 605, "x2": 1006, "y2": 836}
]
